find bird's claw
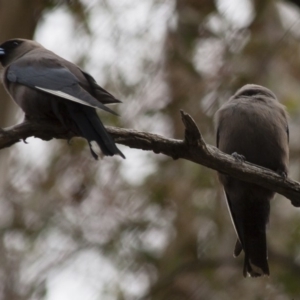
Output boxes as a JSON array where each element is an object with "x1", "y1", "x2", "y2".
[
  {"x1": 277, "y1": 170, "x2": 287, "y2": 180},
  {"x1": 231, "y1": 152, "x2": 245, "y2": 162}
]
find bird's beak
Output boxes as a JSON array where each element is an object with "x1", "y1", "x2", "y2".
[{"x1": 0, "y1": 48, "x2": 5, "y2": 56}]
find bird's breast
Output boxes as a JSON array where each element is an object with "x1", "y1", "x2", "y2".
[{"x1": 217, "y1": 102, "x2": 288, "y2": 173}]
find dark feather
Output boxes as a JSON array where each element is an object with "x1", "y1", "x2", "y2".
[
  {"x1": 81, "y1": 70, "x2": 122, "y2": 105},
  {"x1": 66, "y1": 104, "x2": 124, "y2": 159}
]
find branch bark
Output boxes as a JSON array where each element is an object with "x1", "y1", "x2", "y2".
[{"x1": 1, "y1": 111, "x2": 300, "y2": 206}]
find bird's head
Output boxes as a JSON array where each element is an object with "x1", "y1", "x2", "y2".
[
  {"x1": 234, "y1": 84, "x2": 277, "y2": 101},
  {"x1": 0, "y1": 38, "x2": 41, "y2": 67}
]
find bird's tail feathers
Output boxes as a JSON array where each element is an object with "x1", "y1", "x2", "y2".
[
  {"x1": 242, "y1": 233, "x2": 269, "y2": 277},
  {"x1": 69, "y1": 107, "x2": 125, "y2": 159},
  {"x1": 87, "y1": 112, "x2": 125, "y2": 158}
]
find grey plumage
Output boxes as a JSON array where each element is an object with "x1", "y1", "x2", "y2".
[
  {"x1": 0, "y1": 38, "x2": 124, "y2": 159},
  {"x1": 215, "y1": 84, "x2": 289, "y2": 277}
]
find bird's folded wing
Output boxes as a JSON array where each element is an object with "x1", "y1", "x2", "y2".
[
  {"x1": 6, "y1": 64, "x2": 118, "y2": 115},
  {"x1": 80, "y1": 70, "x2": 122, "y2": 105}
]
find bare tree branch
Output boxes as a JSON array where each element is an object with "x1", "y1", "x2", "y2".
[{"x1": 1, "y1": 111, "x2": 300, "y2": 205}]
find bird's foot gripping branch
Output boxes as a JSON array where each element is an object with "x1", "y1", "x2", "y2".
[{"x1": 0, "y1": 110, "x2": 299, "y2": 206}]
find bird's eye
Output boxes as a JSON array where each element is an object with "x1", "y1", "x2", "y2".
[{"x1": 12, "y1": 41, "x2": 19, "y2": 46}]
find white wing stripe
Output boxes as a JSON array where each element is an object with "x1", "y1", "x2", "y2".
[
  {"x1": 223, "y1": 189, "x2": 241, "y2": 242},
  {"x1": 35, "y1": 87, "x2": 95, "y2": 108}
]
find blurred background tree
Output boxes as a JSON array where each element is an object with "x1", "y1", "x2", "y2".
[{"x1": 1, "y1": 0, "x2": 300, "y2": 299}]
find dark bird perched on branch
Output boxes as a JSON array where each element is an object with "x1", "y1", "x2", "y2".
[
  {"x1": 215, "y1": 84, "x2": 289, "y2": 277},
  {"x1": 0, "y1": 38, "x2": 125, "y2": 159}
]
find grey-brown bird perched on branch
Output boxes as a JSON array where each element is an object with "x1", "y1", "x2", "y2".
[
  {"x1": 0, "y1": 38, "x2": 125, "y2": 159},
  {"x1": 215, "y1": 84, "x2": 289, "y2": 277}
]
